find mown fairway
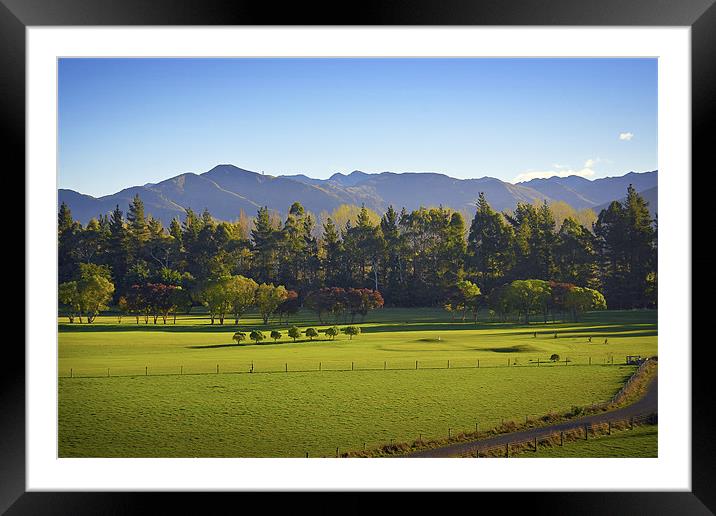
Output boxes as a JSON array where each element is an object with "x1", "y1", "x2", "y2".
[{"x1": 58, "y1": 308, "x2": 657, "y2": 457}]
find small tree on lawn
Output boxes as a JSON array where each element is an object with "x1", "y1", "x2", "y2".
[
  {"x1": 117, "y1": 296, "x2": 128, "y2": 323},
  {"x1": 233, "y1": 331, "x2": 247, "y2": 345},
  {"x1": 76, "y1": 264, "x2": 115, "y2": 323},
  {"x1": 59, "y1": 281, "x2": 81, "y2": 323},
  {"x1": 270, "y1": 330, "x2": 282, "y2": 343},
  {"x1": 325, "y1": 326, "x2": 339, "y2": 340},
  {"x1": 288, "y1": 326, "x2": 301, "y2": 342},
  {"x1": 250, "y1": 329, "x2": 265, "y2": 345},
  {"x1": 255, "y1": 283, "x2": 289, "y2": 325},
  {"x1": 550, "y1": 353, "x2": 560, "y2": 362},
  {"x1": 305, "y1": 327, "x2": 319, "y2": 341},
  {"x1": 342, "y1": 326, "x2": 361, "y2": 340}
]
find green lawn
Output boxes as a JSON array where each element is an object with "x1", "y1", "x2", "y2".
[
  {"x1": 59, "y1": 308, "x2": 657, "y2": 377},
  {"x1": 519, "y1": 424, "x2": 658, "y2": 458},
  {"x1": 57, "y1": 308, "x2": 657, "y2": 457}
]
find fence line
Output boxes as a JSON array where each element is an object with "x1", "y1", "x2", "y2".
[
  {"x1": 468, "y1": 411, "x2": 658, "y2": 458},
  {"x1": 609, "y1": 357, "x2": 654, "y2": 405},
  {"x1": 61, "y1": 355, "x2": 637, "y2": 379}
]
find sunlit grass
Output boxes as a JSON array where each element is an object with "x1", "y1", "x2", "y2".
[{"x1": 57, "y1": 308, "x2": 656, "y2": 457}]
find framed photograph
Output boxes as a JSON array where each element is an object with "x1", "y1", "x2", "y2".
[{"x1": 6, "y1": 0, "x2": 709, "y2": 512}]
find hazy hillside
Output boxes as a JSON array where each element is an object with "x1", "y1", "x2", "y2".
[
  {"x1": 59, "y1": 165, "x2": 658, "y2": 225},
  {"x1": 592, "y1": 185, "x2": 658, "y2": 218}
]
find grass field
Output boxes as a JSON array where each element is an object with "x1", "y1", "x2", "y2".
[
  {"x1": 519, "y1": 424, "x2": 658, "y2": 458},
  {"x1": 58, "y1": 308, "x2": 657, "y2": 457}
]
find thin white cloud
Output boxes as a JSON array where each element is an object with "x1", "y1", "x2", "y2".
[
  {"x1": 513, "y1": 158, "x2": 598, "y2": 183},
  {"x1": 619, "y1": 132, "x2": 634, "y2": 141}
]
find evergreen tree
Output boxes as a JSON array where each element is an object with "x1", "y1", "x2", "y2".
[
  {"x1": 594, "y1": 185, "x2": 656, "y2": 308},
  {"x1": 58, "y1": 202, "x2": 80, "y2": 282},
  {"x1": 555, "y1": 217, "x2": 599, "y2": 289},
  {"x1": 126, "y1": 194, "x2": 150, "y2": 259},
  {"x1": 321, "y1": 217, "x2": 343, "y2": 287},
  {"x1": 467, "y1": 193, "x2": 514, "y2": 291},
  {"x1": 251, "y1": 206, "x2": 279, "y2": 283},
  {"x1": 107, "y1": 204, "x2": 129, "y2": 292}
]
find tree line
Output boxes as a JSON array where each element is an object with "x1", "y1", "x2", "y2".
[{"x1": 57, "y1": 184, "x2": 656, "y2": 320}]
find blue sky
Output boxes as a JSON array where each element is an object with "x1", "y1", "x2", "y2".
[{"x1": 59, "y1": 58, "x2": 657, "y2": 197}]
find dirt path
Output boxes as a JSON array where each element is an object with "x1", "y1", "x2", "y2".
[{"x1": 406, "y1": 374, "x2": 658, "y2": 458}]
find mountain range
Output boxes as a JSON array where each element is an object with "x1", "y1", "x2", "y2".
[{"x1": 59, "y1": 165, "x2": 658, "y2": 226}]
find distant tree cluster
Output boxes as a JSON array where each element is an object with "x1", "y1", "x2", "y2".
[
  {"x1": 57, "y1": 184, "x2": 656, "y2": 318},
  {"x1": 303, "y1": 287, "x2": 384, "y2": 324},
  {"x1": 486, "y1": 279, "x2": 607, "y2": 324},
  {"x1": 232, "y1": 324, "x2": 361, "y2": 345},
  {"x1": 58, "y1": 263, "x2": 115, "y2": 323}
]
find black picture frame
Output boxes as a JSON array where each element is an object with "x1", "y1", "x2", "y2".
[{"x1": 5, "y1": 1, "x2": 709, "y2": 513}]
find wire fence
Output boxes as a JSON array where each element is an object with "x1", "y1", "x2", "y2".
[
  {"x1": 466, "y1": 411, "x2": 658, "y2": 458},
  {"x1": 60, "y1": 354, "x2": 640, "y2": 379}
]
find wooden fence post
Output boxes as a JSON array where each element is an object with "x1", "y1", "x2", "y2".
[
  {"x1": 285, "y1": 363, "x2": 288, "y2": 373},
  {"x1": 145, "y1": 366, "x2": 148, "y2": 376},
  {"x1": 336, "y1": 447, "x2": 339, "y2": 457},
  {"x1": 560, "y1": 431, "x2": 564, "y2": 446},
  {"x1": 107, "y1": 368, "x2": 110, "y2": 377},
  {"x1": 448, "y1": 428, "x2": 452, "y2": 439},
  {"x1": 351, "y1": 361, "x2": 354, "y2": 371},
  {"x1": 415, "y1": 360, "x2": 418, "y2": 370},
  {"x1": 216, "y1": 364, "x2": 219, "y2": 374},
  {"x1": 506, "y1": 443, "x2": 509, "y2": 457},
  {"x1": 319, "y1": 362, "x2": 321, "y2": 371},
  {"x1": 585, "y1": 424, "x2": 588, "y2": 440},
  {"x1": 384, "y1": 361, "x2": 386, "y2": 370},
  {"x1": 534, "y1": 436, "x2": 537, "y2": 452},
  {"x1": 447, "y1": 360, "x2": 450, "y2": 369},
  {"x1": 608, "y1": 421, "x2": 611, "y2": 435},
  {"x1": 180, "y1": 365, "x2": 183, "y2": 375},
  {"x1": 589, "y1": 356, "x2": 591, "y2": 366}
]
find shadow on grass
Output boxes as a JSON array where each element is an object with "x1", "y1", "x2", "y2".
[
  {"x1": 186, "y1": 338, "x2": 333, "y2": 349},
  {"x1": 58, "y1": 309, "x2": 657, "y2": 339}
]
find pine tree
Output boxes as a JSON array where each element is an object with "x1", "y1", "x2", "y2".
[
  {"x1": 251, "y1": 206, "x2": 278, "y2": 283},
  {"x1": 321, "y1": 217, "x2": 342, "y2": 286},
  {"x1": 555, "y1": 217, "x2": 599, "y2": 288},
  {"x1": 58, "y1": 202, "x2": 80, "y2": 282},
  {"x1": 593, "y1": 185, "x2": 655, "y2": 308},
  {"x1": 126, "y1": 194, "x2": 150, "y2": 259},
  {"x1": 467, "y1": 193, "x2": 515, "y2": 291},
  {"x1": 107, "y1": 205, "x2": 128, "y2": 291}
]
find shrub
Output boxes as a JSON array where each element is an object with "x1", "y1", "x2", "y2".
[
  {"x1": 270, "y1": 330, "x2": 282, "y2": 342},
  {"x1": 342, "y1": 326, "x2": 361, "y2": 340},
  {"x1": 287, "y1": 326, "x2": 301, "y2": 342},
  {"x1": 233, "y1": 331, "x2": 246, "y2": 345},
  {"x1": 325, "y1": 326, "x2": 339, "y2": 340},
  {"x1": 550, "y1": 353, "x2": 560, "y2": 362},
  {"x1": 305, "y1": 327, "x2": 319, "y2": 341},
  {"x1": 249, "y1": 329, "x2": 265, "y2": 344}
]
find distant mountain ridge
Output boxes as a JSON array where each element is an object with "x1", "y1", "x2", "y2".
[{"x1": 59, "y1": 165, "x2": 658, "y2": 225}]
